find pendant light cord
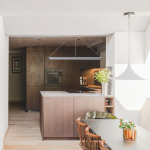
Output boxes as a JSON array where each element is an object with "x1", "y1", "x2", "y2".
[
  {"x1": 128, "y1": 14, "x2": 130, "y2": 63},
  {"x1": 49, "y1": 37, "x2": 70, "y2": 57},
  {"x1": 74, "y1": 37, "x2": 76, "y2": 57}
]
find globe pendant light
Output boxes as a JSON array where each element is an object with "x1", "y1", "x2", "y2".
[{"x1": 116, "y1": 12, "x2": 146, "y2": 80}]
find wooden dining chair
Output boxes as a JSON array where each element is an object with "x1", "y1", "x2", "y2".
[
  {"x1": 85, "y1": 127, "x2": 109, "y2": 150},
  {"x1": 76, "y1": 117, "x2": 88, "y2": 150}
]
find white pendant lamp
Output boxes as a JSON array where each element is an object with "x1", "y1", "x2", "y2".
[
  {"x1": 47, "y1": 37, "x2": 102, "y2": 60},
  {"x1": 116, "y1": 12, "x2": 146, "y2": 80}
]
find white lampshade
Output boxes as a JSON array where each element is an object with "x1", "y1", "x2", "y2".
[{"x1": 116, "y1": 62, "x2": 146, "y2": 80}]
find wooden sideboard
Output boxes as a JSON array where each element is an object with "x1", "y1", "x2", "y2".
[{"x1": 40, "y1": 95, "x2": 105, "y2": 139}]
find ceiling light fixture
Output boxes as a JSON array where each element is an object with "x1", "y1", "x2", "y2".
[
  {"x1": 116, "y1": 12, "x2": 146, "y2": 80},
  {"x1": 47, "y1": 37, "x2": 102, "y2": 60}
]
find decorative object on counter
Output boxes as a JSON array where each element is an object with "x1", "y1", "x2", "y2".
[
  {"x1": 119, "y1": 118, "x2": 137, "y2": 141},
  {"x1": 85, "y1": 111, "x2": 117, "y2": 119},
  {"x1": 94, "y1": 68, "x2": 112, "y2": 95},
  {"x1": 12, "y1": 57, "x2": 22, "y2": 73},
  {"x1": 105, "y1": 99, "x2": 111, "y2": 105}
]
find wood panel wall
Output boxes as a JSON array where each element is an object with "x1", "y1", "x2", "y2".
[
  {"x1": 26, "y1": 46, "x2": 100, "y2": 111},
  {"x1": 62, "y1": 47, "x2": 80, "y2": 91}
]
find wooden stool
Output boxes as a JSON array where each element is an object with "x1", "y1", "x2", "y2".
[{"x1": 76, "y1": 117, "x2": 88, "y2": 150}]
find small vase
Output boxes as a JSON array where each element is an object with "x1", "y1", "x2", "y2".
[
  {"x1": 123, "y1": 128, "x2": 137, "y2": 141},
  {"x1": 102, "y1": 83, "x2": 108, "y2": 95}
]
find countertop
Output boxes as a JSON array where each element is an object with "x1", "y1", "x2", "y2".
[{"x1": 40, "y1": 91, "x2": 114, "y2": 97}]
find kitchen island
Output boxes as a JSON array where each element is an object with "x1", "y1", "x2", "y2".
[{"x1": 40, "y1": 91, "x2": 114, "y2": 140}]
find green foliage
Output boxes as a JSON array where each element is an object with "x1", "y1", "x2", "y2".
[
  {"x1": 94, "y1": 68, "x2": 111, "y2": 84},
  {"x1": 119, "y1": 119, "x2": 135, "y2": 130}
]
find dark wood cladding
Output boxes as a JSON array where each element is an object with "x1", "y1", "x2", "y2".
[
  {"x1": 45, "y1": 87, "x2": 62, "y2": 91},
  {"x1": 43, "y1": 97, "x2": 73, "y2": 137},
  {"x1": 80, "y1": 47, "x2": 100, "y2": 69},
  {"x1": 45, "y1": 46, "x2": 63, "y2": 68},
  {"x1": 62, "y1": 47, "x2": 80, "y2": 91},
  {"x1": 26, "y1": 87, "x2": 44, "y2": 111},
  {"x1": 73, "y1": 97, "x2": 104, "y2": 137},
  {"x1": 40, "y1": 96, "x2": 105, "y2": 138},
  {"x1": 26, "y1": 47, "x2": 44, "y2": 86}
]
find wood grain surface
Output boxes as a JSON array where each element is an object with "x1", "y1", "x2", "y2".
[
  {"x1": 73, "y1": 97, "x2": 104, "y2": 137},
  {"x1": 26, "y1": 87, "x2": 44, "y2": 111},
  {"x1": 62, "y1": 47, "x2": 80, "y2": 91},
  {"x1": 4, "y1": 104, "x2": 81, "y2": 150},
  {"x1": 45, "y1": 87, "x2": 62, "y2": 91},
  {"x1": 45, "y1": 46, "x2": 63, "y2": 68},
  {"x1": 79, "y1": 47, "x2": 100, "y2": 69},
  {"x1": 26, "y1": 47, "x2": 44, "y2": 87},
  {"x1": 43, "y1": 97, "x2": 73, "y2": 137}
]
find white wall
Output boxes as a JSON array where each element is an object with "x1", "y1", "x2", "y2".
[
  {"x1": 0, "y1": 16, "x2": 9, "y2": 150},
  {"x1": 106, "y1": 32, "x2": 146, "y2": 125},
  {"x1": 145, "y1": 23, "x2": 150, "y2": 62}
]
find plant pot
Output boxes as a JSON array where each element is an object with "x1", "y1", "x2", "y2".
[
  {"x1": 102, "y1": 83, "x2": 108, "y2": 95},
  {"x1": 123, "y1": 128, "x2": 137, "y2": 140}
]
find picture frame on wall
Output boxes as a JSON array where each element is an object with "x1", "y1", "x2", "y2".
[{"x1": 12, "y1": 57, "x2": 22, "y2": 73}]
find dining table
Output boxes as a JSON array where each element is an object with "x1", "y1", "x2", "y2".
[{"x1": 83, "y1": 119, "x2": 150, "y2": 150}]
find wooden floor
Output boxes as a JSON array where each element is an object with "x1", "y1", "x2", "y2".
[{"x1": 4, "y1": 104, "x2": 81, "y2": 150}]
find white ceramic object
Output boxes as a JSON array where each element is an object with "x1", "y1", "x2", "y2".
[{"x1": 102, "y1": 83, "x2": 108, "y2": 95}]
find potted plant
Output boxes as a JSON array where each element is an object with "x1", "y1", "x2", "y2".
[
  {"x1": 119, "y1": 119, "x2": 137, "y2": 140},
  {"x1": 94, "y1": 68, "x2": 112, "y2": 95}
]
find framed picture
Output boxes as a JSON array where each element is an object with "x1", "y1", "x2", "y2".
[{"x1": 12, "y1": 57, "x2": 22, "y2": 73}]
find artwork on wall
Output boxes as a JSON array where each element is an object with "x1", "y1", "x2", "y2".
[{"x1": 12, "y1": 57, "x2": 22, "y2": 73}]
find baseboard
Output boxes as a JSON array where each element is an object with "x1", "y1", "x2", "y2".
[
  {"x1": 9, "y1": 100, "x2": 26, "y2": 104},
  {"x1": 3, "y1": 126, "x2": 9, "y2": 148}
]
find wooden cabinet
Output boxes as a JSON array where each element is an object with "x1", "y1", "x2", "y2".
[
  {"x1": 43, "y1": 97, "x2": 73, "y2": 137},
  {"x1": 80, "y1": 47, "x2": 100, "y2": 69},
  {"x1": 45, "y1": 46, "x2": 63, "y2": 68},
  {"x1": 27, "y1": 87, "x2": 44, "y2": 111},
  {"x1": 62, "y1": 47, "x2": 80, "y2": 91},
  {"x1": 73, "y1": 97, "x2": 105, "y2": 137},
  {"x1": 45, "y1": 87, "x2": 62, "y2": 91},
  {"x1": 40, "y1": 96, "x2": 105, "y2": 139},
  {"x1": 26, "y1": 47, "x2": 44, "y2": 86}
]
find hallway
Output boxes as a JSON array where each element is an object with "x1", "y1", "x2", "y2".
[{"x1": 4, "y1": 104, "x2": 80, "y2": 150}]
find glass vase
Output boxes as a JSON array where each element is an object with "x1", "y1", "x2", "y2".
[{"x1": 123, "y1": 128, "x2": 137, "y2": 140}]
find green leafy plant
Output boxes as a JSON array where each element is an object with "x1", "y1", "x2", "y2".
[
  {"x1": 119, "y1": 119, "x2": 136, "y2": 130},
  {"x1": 94, "y1": 68, "x2": 111, "y2": 84}
]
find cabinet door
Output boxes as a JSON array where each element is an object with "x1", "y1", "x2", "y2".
[
  {"x1": 45, "y1": 46, "x2": 63, "y2": 68},
  {"x1": 62, "y1": 47, "x2": 80, "y2": 91},
  {"x1": 26, "y1": 87, "x2": 44, "y2": 111},
  {"x1": 44, "y1": 97, "x2": 73, "y2": 137},
  {"x1": 80, "y1": 47, "x2": 100, "y2": 69},
  {"x1": 26, "y1": 47, "x2": 44, "y2": 86},
  {"x1": 73, "y1": 97, "x2": 104, "y2": 137}
]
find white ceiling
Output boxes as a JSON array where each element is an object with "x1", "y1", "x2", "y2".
[
  {"x1": 1, "y1": 0, "x2": 150, "y2": 36},
  {"x1": 3, "y1": 15, "x2": 150, "y2": 36},
  {"x1": 1, "y1": 0, "x2": 150, "y2": 14}
]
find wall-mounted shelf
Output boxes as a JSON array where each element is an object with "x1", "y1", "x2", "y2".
[
  {"x1": 105, "y1": 105, "x2": 114, "y2": 108},
  {"x1": 104, "y1": 97, "x2": 115, "y2": 115}
]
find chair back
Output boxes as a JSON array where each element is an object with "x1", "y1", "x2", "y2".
[
  {"x1": 100, "y1": 139, "x2": 109, "y2": 150},
  {"x1": 76, "y1": 117, "x2": 88, "y2": 149},
  {"x1": 85, "y1": 127, "x2": 101, "y2": 150}
]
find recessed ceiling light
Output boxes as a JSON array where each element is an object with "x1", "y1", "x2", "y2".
[
  {"x1": 38, "y1": 39, "x2": 41, "y2": 40},
  {"x1": 77, "y1": 39, "x2": 80, "y2": 40}
]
